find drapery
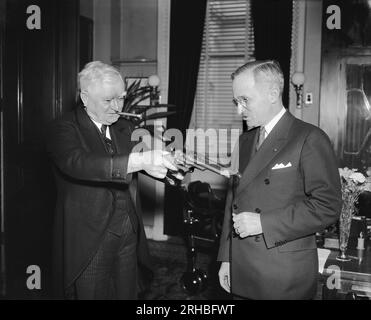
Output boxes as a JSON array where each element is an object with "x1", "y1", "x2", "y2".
[
  {"x1": 164, "y1": 0, "x2": 207, "y2": 236},
  {"x1": 252, "y1": 0, "x2": 293, "y2": 107}
]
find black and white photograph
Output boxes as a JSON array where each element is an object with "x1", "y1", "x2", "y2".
[{"x1": 0, "y1": 0, "x2": 371, "y2": 303}]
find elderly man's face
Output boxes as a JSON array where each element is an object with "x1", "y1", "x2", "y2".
[
  {"x1": 232, "y1": 71, "x2": 272, "y2": 128},
  {"x1": 82, "y1": 77, "x2": 125, "y2": 125}
]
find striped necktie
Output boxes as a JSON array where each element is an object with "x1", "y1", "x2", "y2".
[
  {"x1": 256, "y1": 126, "x2": 266, "y2": 150},
  {"x1": 100, "y1": 125, "x2": 115, "y2": 154}
]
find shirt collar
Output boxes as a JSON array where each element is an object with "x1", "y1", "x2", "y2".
[
  {"x1": 89, "y1": 117, "x2": 111, "y2": 139},
  {"x1": 264, "y1": 107, "x2": 286, "y2": 136},
  {"x1": 90, "y1": 118, "x2": 102, "y2": 130}
]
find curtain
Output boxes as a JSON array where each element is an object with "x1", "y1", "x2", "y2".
[
  {"x1": 164, "y1": 0, "x2": 207, "y2": 236},
  {"x1": 252, "y1": 0, "x2": 293, "y2": 108}
]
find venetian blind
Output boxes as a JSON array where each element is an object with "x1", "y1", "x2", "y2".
[{"x1": 189, "y1": 0, "x2": 254, "y2": 162}]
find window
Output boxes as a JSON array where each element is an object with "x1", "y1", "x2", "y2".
[{"x1": 189, "y1": 0, "x2": 254, "y2": 163}]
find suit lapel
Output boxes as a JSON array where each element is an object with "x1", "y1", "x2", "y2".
[
  {"x1": 75, "y1": 107, "x2": 107, "y2": 154},
  {"x1": 237, "y1": 111, "x2": 295, "y2": 196},
  {"x1": 110, "y1": 120, "x2": 137, "y2": 205},
  {"x1": 110, "y1": 119, "x2": 133, "y2": 156},
  {"x1": 238, "y1": 128, "x2": 259, "y2": 174},
  {"x1": 75, "y1": 107, "x2": 134, "y2": 156}
]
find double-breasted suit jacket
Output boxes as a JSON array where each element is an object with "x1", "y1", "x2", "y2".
[
  {"x1": 47, "y1": 106, "x2": 151, "y2": 297},
  {"x1": 218, "y1": 111, "x2": 342, "y2": 299}
]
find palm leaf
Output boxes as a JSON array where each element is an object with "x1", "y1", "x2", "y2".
[
  {"x1": 122, "y1": 79, "x2": 177, "y2": 128},
  {"x1": 123, "y1": 84, "x2": 152, "y2": 112},
  {"x1": 128, "y1": 93, "x2": 151, "y2": 112}
]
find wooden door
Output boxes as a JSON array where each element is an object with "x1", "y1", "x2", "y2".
[
  {"x1": 320, "y1": 54, "x2": 371, "y2": 219},
  {"x1": 2, "y1": 0, "x2": 79, "y2": 298},
  {"x1": 0, "y1": 0, "x2": 6, "y2": 298},
  {"x1": 320, "y1": 55, "x2": 371, "y2": 171}
]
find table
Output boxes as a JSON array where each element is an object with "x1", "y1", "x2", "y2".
[{"x1": 321, "y1": 247, "x2": 371, "y2": 299}]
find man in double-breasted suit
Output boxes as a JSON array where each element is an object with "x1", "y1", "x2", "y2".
[
  {"x1": 47, "y1": 61, "x2": 180, "y2": 299},
  {"x1": 217, "y1": 60, "x2": 342, "y2": 299}
]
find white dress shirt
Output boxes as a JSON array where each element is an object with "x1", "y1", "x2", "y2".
[
  {"x1": 90, "y1": 117, "x2": 139, "y2": 173},
  {"x1": 263, "y1": 107, "x2": 286, "y2": 139},
  {"x1": 90, "y1": 118, "x2": 112, "y2": 140}
]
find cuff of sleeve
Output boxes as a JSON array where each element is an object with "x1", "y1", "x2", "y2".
[
  {"x1": 260, "y1": 211, "x2": 287, "y2": 249},
  {"x1": 111, "y1": 155, "x2": 132, "y2": 183},
  {"x1": 217, "y1": 242, "x2": 230, "y2": 262}
]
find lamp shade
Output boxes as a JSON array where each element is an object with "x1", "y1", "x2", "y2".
[
  {"x1": 148, "y1": 74, "x2": 161, "y2": 87},
  {"x1": 291, "y1": 72, "x2": 305, "y2": 86}
]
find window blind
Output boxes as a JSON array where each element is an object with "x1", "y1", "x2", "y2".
[{"x1": 189, "y1": 0, "x2": 254, "y2": 163}]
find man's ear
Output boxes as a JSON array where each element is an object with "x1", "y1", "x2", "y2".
[
  {"x1": 80, "y1": 91, "x2": 88, "y2": 106},
  {"x1": 268, "y1": 84, "x2": 280, "y2": 104}
]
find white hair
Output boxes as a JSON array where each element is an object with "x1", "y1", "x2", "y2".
[
  {"x1": 231, "y1": 60, "x2": 284, "y2": 97},
  {"x1": 78, "y1": 61, "x2": 124, "y2": 92}
]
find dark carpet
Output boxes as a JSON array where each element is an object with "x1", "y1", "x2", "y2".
[
  {"x1": 141, "y1": 237, "x2": 323, "y2": 300},
  {"x1": 140, "y1": 237, "x2": 230, "y2": 300}
]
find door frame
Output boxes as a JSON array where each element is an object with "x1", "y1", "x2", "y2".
[{"x1": 0, "y1": 0, "x2": 6, "y2": 298}]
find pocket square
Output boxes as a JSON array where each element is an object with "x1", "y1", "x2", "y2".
[{"x1": 272, "y1": 162, "x2": 292, "y2": 170}]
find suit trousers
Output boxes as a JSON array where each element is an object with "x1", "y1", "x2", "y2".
[{"x1": 74, "y1": 214, "x2": 138, "y2": 299}]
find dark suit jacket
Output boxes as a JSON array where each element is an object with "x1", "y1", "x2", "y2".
[
  {"x1": 217, "y1": 111, "x2": 342, "y2": 299},
  {"x1": 47, "y1": 106, "x2": 152, "y2": 298}
]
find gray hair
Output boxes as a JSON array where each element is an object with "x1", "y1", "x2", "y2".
[
  {"x1": 78, "y1": 61, "x2": 124, "y2": 92},
  {"x1": 231, "y1": 60, "x2": 284, "y2": 96}
]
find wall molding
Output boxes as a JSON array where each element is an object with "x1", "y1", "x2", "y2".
[
  {"x1": 289, "y1": 0, "x2": 306, "y2": 117},
  {"x1": 151, "y1": 0, "x2": 171, "y2": 241}
]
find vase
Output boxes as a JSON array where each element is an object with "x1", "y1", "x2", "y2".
[{"x1": 336, "y1": 207, "x2": 353, "y2": 261}]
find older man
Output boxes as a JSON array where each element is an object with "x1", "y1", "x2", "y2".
[
  {"x1": 217, "y1": 60, "x2": 342, "y2": 299},
  {"x1": 47, "y1": 61, "x2": 179, "y2": 299}
]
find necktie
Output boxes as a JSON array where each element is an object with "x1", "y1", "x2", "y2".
[
  {"x1": 100, "y1": 125, "x2": 115, "y2": 154},
  {"x1": 100, "y1": 124, "x2": 108, "y2": 137},
  {"x1": 256, "y1": 126, "x2": 266, "y2": 150}
]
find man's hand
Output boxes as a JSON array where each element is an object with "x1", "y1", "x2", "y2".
[
  {"x1": 218, "y1": 262, "x2": 230, "y2": 293},
  {"x1": 233, "y1": 212, "x2": 262, "y2": 238},
  {"x1": 141, "y1": 150, "x2": 177, "y2": 179},
  {"x1": 128, "y1": 150, "x2": 183, "y2": 180}
]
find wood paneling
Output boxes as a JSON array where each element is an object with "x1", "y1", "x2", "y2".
[{"x1": 2, "y1": 0, "x2": 79, "y2": 298}]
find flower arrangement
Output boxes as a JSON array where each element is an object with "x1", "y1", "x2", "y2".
[
  {"x1": 337, "y1": 167, "x2": 371, "y2": 260},
  {"x1": 339, "y1": 167, "x2": 371, "y2": 206}
]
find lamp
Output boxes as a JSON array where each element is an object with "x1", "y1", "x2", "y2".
[
  {"x1": 291, "y1": 72, "x2": 305, "y2": 109},
  {"x1": 148, "y1": 74, "x2": 161, "y2": 106}
]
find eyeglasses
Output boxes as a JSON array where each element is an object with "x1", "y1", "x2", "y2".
[{"x1": 232, "y1": 96, "x2": 249, "y2": 109}]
